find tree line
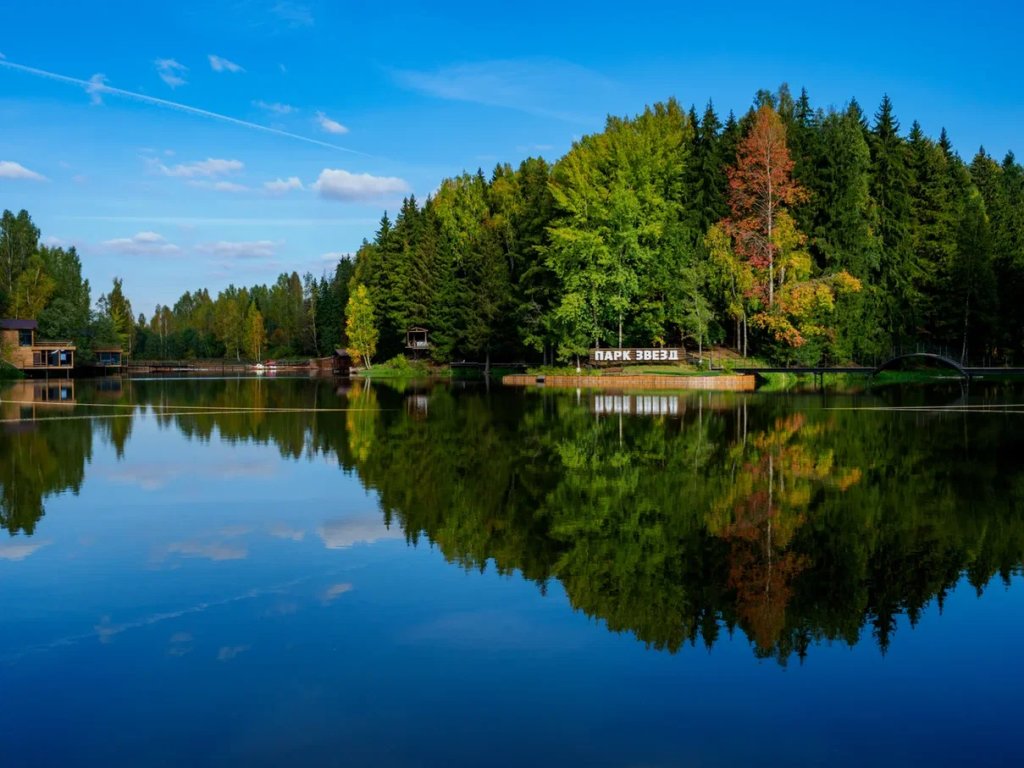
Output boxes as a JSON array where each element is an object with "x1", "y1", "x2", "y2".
[
  {"x1": 1, "y1": 209, "x2": 133, "y2": 362},
  {"x1": 0, "y1": 206, "x2": 355, "y2": 363},
  {"x1": 349, "y1": 85, "x2": 1024, "y2": 367},
  {"x1": 135, "y1": 262, "x2": 353, "y2": 362},
  {"x1": 6, "y1": 84, "x2": 1023, "y2": 367}
]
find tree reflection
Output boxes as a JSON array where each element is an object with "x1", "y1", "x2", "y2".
[
  {"x1": 1, "y1": 382, "x2": 92, "y2": 534},
  {"x1": 2, "y1": 378, "x2": 1024, "y2": 662}
]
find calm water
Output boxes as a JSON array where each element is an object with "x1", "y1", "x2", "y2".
[{"x1": 1, "y1": 376, "x2": 1023, "y2": 767}]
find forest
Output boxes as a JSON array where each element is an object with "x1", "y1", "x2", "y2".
[
  {"x1": 0, "y1": 209, "x2": 132, "y2": 365},
  {"x1": 349, "y1": 86, "x2": 1024, "y2": 367},
  {"x1": 3, "y1": 84, "x2": 1023, "y2": 367}
]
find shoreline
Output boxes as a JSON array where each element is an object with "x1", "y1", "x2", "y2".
[{"x1": 502, "y1": 373, "x2": 756, "y2": 391}]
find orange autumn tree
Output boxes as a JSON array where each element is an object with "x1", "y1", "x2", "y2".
[{"x1": 721, "y1": 104, "x2": 860, "y2": 352}]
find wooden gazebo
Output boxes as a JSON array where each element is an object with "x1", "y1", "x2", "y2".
[{"x1": 405, "y1": 327, "x2": 430, "y2": 358}]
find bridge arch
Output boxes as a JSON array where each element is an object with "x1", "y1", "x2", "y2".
[{"x1": 873, "y1": 352, "x2": 969, "y2": 378}]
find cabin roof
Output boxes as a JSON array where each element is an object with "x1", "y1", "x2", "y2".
[
  {"x1": 334, "y1": 348, "x2": 352, "y2": 358},
  {"x1": 0, "y1": 319, "x2": 38, "y2": 330},
  {"x1": 407, "y1": 326, "x2": 429, "y2": 333}
]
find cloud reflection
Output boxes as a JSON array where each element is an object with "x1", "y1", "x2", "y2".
[
  {"x1": 217, "y1": 644, "x2": 250, "y2": 661},
  {"x1": 0, "y1": 538, "x2": 49, "y2": 561},
  {"x1": 165, "y1": 540, "x2": 248, "y2": 561},
  {"x1": 318, "y1": 516, "x2": 403, "y2": 550},
  {"x1": 101, "y1": 459, "x2": 279, "y2": 491},
  {"x1": 322, "y1": 582, "x2": 353, "y2": 603}
]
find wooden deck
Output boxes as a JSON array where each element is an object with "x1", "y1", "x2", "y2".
[{"x1": 502, "y1": 374, "x2": 756, "y2": 391}]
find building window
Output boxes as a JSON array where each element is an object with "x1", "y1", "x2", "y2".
[{"x1": 18, "y1": 329, "x2": 32, "y2": 346}]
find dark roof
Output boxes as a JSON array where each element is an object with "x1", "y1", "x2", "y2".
[
  {"x1": 407, "y1": 326, "x2": 429, "y2": 333},
  {"x1": 0, "y1": 319, "x2": 38, "y2": 330},
  {"x1": 334, "y1": 348, "x2": 352, "y2": 358}
]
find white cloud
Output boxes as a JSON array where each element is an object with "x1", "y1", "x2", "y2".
[
  {"x1": 0, "y1": 539, "x2": 49, "y2": 561},
  {"x1": 157, "y1": 158, "x2": 244, "y2": 178},
  {"x1": 392, "y1": 58, "x2": 613, "y2": 123},
  {"x1": 253, "y1": 100, "x2": 295, "y2": 115},
  {"x1": 272, "y1": 2, "x2": 314, "y2": 27},
  {"x1": 0, "y1": 52, "x2": 6, "y2": 60},
  {"x1": 102, "y1": 231, "x2": 181, "y2": 256},
  {"x1": 319, "y1": 251, "x2": 351, "y2": 263},
  {"x1": 155, "y1": 58, "x2": 188, "y2": 88},
  {"x1": 86, "y1": 73, "x2": 108, "y2": 105},
  {"x1": 313, "y1": 168, "x2": 409, "y2": 202},
  {"x1": 263, "y1": 176, "x2": 303, "y2": 193},
  {"x1": 0, "y1": 161, "x2": 47, "y2": 181},
  {"x1": 198, "y1": 240, "x2": 279, "y2": 260},
  {"x1": 315, "y1": 111, "x2": 348, "y2": 135},
  {"x1": 189, "y1": 180, "x2": 250, "y2": 193},
  {"x1": 208, "y1": 54, "x2": 244, "y2": 74}
]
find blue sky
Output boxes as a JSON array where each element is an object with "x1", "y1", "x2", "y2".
[{"x1": 1, "y1": 0, "x2": 1021, "y2": 314}]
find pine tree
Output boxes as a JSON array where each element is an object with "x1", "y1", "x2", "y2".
[
  {"x1": 869, "y1": 96, "x2": 915, "y2": 348},
  {"x1": 807, "y1": 108, "x2": 879, "y2": 358},
  {"x1": 950, "y1": 189, "x2": 997, "y2": 363}
]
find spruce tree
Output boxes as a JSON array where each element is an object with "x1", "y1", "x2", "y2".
[{"x1": 869, "y1": 95, "x2": 915, "y2": 348}]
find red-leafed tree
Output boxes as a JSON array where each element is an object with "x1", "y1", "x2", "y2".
[
  {"x1": 719, "y1": 105, "x2": 860, "y2": 354},
  {"x1": 726, "y1": 104, "x2": 806, "y2": 309}
]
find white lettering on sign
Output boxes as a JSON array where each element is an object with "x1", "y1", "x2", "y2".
[
  {"x1": 593, "y1": 395, "x2": 681, "y2": 416},
  {"x1": 589, "y1": 348, "x2": 685, "y2": 365}
]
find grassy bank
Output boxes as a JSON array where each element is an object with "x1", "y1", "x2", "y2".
[{"x1": 0, "y1": 361, "x2": 25, "y2": 380}]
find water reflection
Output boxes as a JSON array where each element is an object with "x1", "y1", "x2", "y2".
[{"x1": 2, "y1": 376, "x2": 1023, "y2": 662}]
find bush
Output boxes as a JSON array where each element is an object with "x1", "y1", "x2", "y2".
[{"x1": 361, "y1": 355, "x2": 431, "y2": 378}]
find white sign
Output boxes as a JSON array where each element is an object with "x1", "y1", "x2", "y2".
[{"x1": 589, "y1": 348, "x2": 682, "y2": 364}]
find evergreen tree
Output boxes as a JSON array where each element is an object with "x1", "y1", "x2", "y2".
[{"x1": 869, "y1": 95, "x2": 915, "y2": 348}]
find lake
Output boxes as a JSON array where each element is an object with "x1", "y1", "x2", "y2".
[{"x1": 1, "y1": 376, "x2": 1022, "y2": 767}]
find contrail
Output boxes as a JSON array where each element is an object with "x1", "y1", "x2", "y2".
[{"x1": 0, "y1": 59, "x2": 370, "y2": 156}]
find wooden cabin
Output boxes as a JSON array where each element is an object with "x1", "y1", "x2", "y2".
[
  {"x1": 94, "y1": 346, "x2": 125, "y2": 369},
  {"x1": 405, "y1": 327, "x2": 430, "y2": 358},
  {"x1": 1, "y1": 319, "x2": 76, "y2": 374},
  {"x1": 333, "y1": 348, "x2": 353, "y2": 375}
]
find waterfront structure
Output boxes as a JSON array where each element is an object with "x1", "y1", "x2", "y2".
[{"x1": 0, "y1": 319, "x2": 76, "y2": 375}]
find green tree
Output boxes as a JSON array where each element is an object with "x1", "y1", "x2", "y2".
[
  {"x1": 869, "y1": 96, "x2": 915, "y2": 347},
  {"x1": 245, "y1": 301, "x2": 266, "y2": 361},
  {"x1": 0, "y1": 209, "x2": 40, "y2": 314},
  {"x1": 99, "y1": 277, "x2": 135, "y2": 355},
  {"x1": 346, "y1": 284, "x2": 378, "y2": 369},
  {"x1": 10, "y1": 253, "x2": 56, "y2": 319}
]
